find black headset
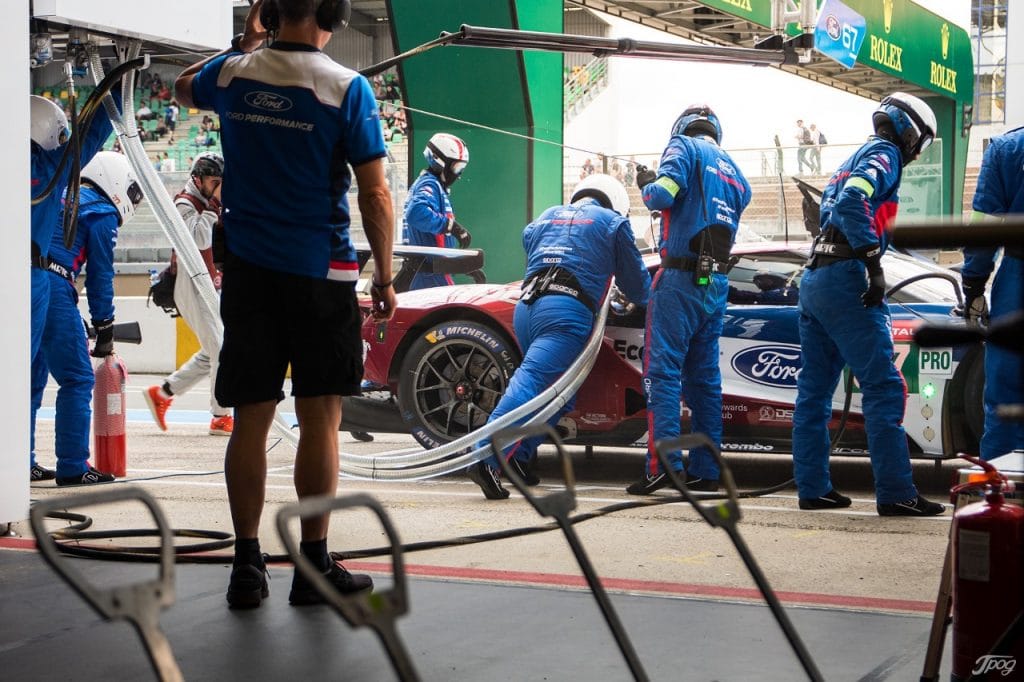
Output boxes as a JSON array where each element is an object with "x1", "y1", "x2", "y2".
[{"x1": 260, "y1": 0, "x2": 351, "y2": 34}]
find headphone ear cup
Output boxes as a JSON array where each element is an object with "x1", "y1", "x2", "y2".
[
  {"x1": 316, "y1": 0, "x2": 351, "y2": 32},
  {"x1": 260, "y1": 0, "x2": 280, "y2": 32}
]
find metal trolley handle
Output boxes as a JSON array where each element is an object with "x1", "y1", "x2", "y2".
[
  {"x1": 29, "y1": 487, "x2": 182, "y2": 682},
  {"x1": 492, "y1": 424, "x2": 650, "y2": 682},
  {"x1": 654, "y1": 434, "x2": 824, "y2": 682},
  {"x1": 275, "y1": 493, "x2": 418, "y2": 682}
]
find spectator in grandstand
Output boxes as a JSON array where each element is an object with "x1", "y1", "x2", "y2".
[
  {"x1": 403, "y1": 133, "x2": 471, "y2": 289},
  {"x1": 581, "y1": 157, "x2": 595, "y2": 177},
  {"x1": 795, "y1": 119, "x2": 812, "y2": 174},
  {"x1": 175, "y1": 0, "x2": 394, "y2": 609},
  {"x1": 808, "y1": 124, "x2": 826, "y2": 174},
  {"x1": 136, "y1": 101, "x2": 157, "y2": 122},
  {"x1": 165, "y1": 100, "x2": 179, "y2": 143},
  {"x1": 161, "y1": 151, "x2": 176, "y2": 172},
  {"x1": 31, "y1": 152, "x2": 143, "y2": 485},
  {"x1": 30, "y1": 92, "x2": 123, "y2": 481},
  {"x1": 624, "y1": 156, "x2": 636, "y2": 186},
  {"x1": 145, "y1": 153, "x2": 232, "y2": 436}
]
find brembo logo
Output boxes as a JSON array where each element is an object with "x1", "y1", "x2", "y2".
[
  {"x1": 731, "y1": 346, "x2": 801, "y2": 389},
  {"x1": 245, "y1": 91, "x2": 292, "y2": 112}
]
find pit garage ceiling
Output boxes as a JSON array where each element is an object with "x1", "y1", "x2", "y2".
[{"x1": 350, "y1": 0, "x2": 971, "y2": 105}]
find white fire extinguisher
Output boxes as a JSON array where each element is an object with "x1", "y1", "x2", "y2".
[{"x1": 93, "y1": 354, "x2": 127, "y2": 477}]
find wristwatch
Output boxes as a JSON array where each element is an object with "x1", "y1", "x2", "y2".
[{"x1": 230, "y1": 33, "x2": 246, "y2": 52}]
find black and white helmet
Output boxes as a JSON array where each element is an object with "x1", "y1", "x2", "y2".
[
  {"x1": 30, "y1": 95, "x2": 70, "y2": 151},
  {"x1": 424, "y1": 133, "x2": 469, "y2": 187},
  {"x1": 81, "y1": 152, "x2": 144, "y2": 226},
  {"x1": 191, "y1": 151, "x2": 224, "y2": 179},
  {"x1": 571, "y1": 173, "x2": 630, "y2": 217}
]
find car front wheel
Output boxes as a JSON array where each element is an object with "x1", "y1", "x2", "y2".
[{"x1": 397, "y1": 319, "x2": 520, "y2": 449}]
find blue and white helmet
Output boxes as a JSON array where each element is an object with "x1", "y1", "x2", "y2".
[
  {"x1": 671, "y1": 103, "x2": 722, "y2": 145},
  {"x1": 424, "y1": 132, "x2": 469, "y2": 187},
  {"x1": 872, "y1": 92, "x2": 937, "y2": 164},
  {"x1": 30, "y1": 95, "x2": 70, "y2": 151}
]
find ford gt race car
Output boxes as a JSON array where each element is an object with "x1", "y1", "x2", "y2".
[{"x1": 345, "y1": 242, "x2": 982, "y2": 460}]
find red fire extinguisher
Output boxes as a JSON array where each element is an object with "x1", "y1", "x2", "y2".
[
  {"x1": 93, "y1": 354, "x2": 127, "y2": 477},
  {"x1": 951, "y1": 455, "x2": 1024, "y2": 681}
]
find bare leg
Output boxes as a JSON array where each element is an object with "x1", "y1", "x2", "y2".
[
  {"x1": 224, "y1": 400, "x2": 276, "y2": 539},
  {"x1": 293, "y1": 395, "x2": 342, "y2": 541}
]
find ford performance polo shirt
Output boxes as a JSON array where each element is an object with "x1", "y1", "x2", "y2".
[{"x1": 191, "y1": 42, "x2": 386, "y2": 281}]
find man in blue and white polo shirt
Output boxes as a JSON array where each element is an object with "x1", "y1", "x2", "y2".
[{"x1": 176, "y1": 0, "x2": 396, "y2": 610}]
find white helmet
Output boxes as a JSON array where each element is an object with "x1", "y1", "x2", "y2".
[
  {"x1": 81, "y1": 152, "x2": 144, "y2": 226},
  {"x1": 424, "y1": 132, "x2": 469, "y2": 187},
  {"x1": 571, "y1": 173, "x2": 630, "y2": 217},
  {"x1": 30, "y1": 95, "x2": 70, "y2": 151}
]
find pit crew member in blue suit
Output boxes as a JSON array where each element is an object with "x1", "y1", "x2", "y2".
[
  {"x1": 961, "y1": 125, "x2": 1024, "y2": 460},
  {"x1": 630, "y1": 104, "x2": 751, "y2": 495},
  {"x1": 792, "y1": 93, "x2": 944, "y2": 516},
  {"x1": 468, "y1": 174, "x2": 651, "y2": 500},
  {"x1": 29, "y1": 94, "x2": 119, "y2": 481},
  {"x1": 31, "y1": 152, "x2": 142, "y2": 486},
  {"x1": 403, "y1": 132, "x2": 471, "y2": 289}
]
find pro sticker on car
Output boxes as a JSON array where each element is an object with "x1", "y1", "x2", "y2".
[{"x1": 919, "y1": 348, "x2": 953, "y2": 376}]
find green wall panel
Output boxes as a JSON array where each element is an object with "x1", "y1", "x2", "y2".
[{"x1": 389, "y1": 0, "x2": 563, "y2": 283}]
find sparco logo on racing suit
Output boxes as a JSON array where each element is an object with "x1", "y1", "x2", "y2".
[
  {"x1": 245, "y1": 91, "x2": 293, "y2": 112},
  {"x1": 731, "y1": 345, "x2": 802, "y2": 389}
]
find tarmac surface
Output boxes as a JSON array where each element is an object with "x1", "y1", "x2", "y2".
[{"x1": 8, "y1": 372, "x2": 967, "y2": 680}]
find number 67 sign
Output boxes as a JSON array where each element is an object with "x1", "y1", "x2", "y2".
[{"x1": 814, "y1": 0, "x2": 867, "y2": 70}]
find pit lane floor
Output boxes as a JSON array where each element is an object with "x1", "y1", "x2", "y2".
[{"x1": 4, "y1": 374, "x2": 961, "y2": 680}]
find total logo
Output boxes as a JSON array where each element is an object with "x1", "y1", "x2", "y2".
[{"x1": 731, "y1": 345, "x2": 802, "y2": 389}]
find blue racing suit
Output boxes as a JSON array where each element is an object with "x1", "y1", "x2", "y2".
[
  {"x1": 403, "y1": 171, "x2": 457, "y2": 289},
  {"x1": 640, "y1": 135, "x2": 751, "y2": 480},
  {"x1": 480, "y1": 197, "x2": 651, "y2": 468},
  {"x1": 792, "y1": 137, "x2": 918, "y2": 504},
  {"x1": 962, "y1": 126, "x2": 1024, "y2": 460},
  {"x1": 30, "y1": 96, "x2": 118, "y2": 364},
  {"x1": 30, "y1": 186, "x2": 119, "y2": 477}
]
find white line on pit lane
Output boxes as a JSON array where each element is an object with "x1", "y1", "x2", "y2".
[{"x1": 122, "y1": 471, "x2": 951, "y2": 520}]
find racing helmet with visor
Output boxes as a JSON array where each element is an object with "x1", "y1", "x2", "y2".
[
  {"x1": 81, "y1": 151, "x2": 144, "y2": 226},
  {"x1": 871, "y1": 92, "x2": 936, "y2": 165},
  {"x1": 423, "y1": 133, "x2": 469, "y2": 187}
]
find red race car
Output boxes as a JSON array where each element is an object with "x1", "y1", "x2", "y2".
[{"x1": 344, "y1": 241, "x2": 981, "y2": 460}]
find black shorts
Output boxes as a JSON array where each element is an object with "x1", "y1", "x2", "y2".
[{"x1": 215, "y1": 252, "x2": 364, "y2": 407}]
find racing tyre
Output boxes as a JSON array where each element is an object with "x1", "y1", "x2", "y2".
[{"x1": 398, "y1": 319, "x2": 520, "y2": 449}]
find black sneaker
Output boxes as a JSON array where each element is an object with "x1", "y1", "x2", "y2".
[
  {"x1": 626, "y1": 471, "x2": 674, "y2": 495},
  {"x1": 508, "y1": 458, "x2": 540, "y2": 486},
  {"x1": 226, "y1": 563, "x2": 269, "y2": 609},
  {"x1": 55, "y1": 466, "x2": 115, "y2": 486},
  {"x1": 30, "y1": 464, "x2": 56, "y2": 481},
  {"x1": 684, "y1": 475, "x2": 720, "y2": 492},
  {"x1": 799, "y1": 488, "x2": 852, "y2": 510},
  {"x1": 289, "y1": 561, "x2": 374, "y2": 606},
  {"x1": 350, "y1": 431, "x2": 374, "y2": 442},
  {"x1": 467, "y1": 462, "x2": 510, "y2": 500},
  {"x1": 877, "y1": 496, "x2": 945, "y2": 517}
]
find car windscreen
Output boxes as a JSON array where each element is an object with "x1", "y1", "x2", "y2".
[{"x1": 727, "y1": 249, "x2": 959, "y2": 305}]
